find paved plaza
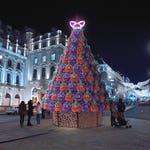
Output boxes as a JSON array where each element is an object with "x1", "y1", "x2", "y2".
[{"x1": 0, "y1": 105, "x2": 150, "y2": 150}]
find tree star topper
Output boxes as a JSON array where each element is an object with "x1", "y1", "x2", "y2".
[{"x1": 69, "y1": 20, "x2": 85, "y2": 29}]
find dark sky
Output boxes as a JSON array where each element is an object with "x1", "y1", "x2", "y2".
[{"x1": 0, "y1": 1, "x2": 150, "y2": 83}]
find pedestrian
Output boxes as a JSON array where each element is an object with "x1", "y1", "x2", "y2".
[
  {"x1": 110, "y1": 101, "x2": 118, "y2": 127},
  {"x1": 19, "y1": 101, "x2": 27, "y2": 127},
  {"x1": 27, "y1": 99, "x2": 34, "y2": 126},
  {"x1": 42, "y1": 108, "x2": 46, "y2": 119},
  {"x1": 36, "y1": 101, "x2": 42, "y2": 124},
  {"x1": 117, "y1": 98, "x2": 126, "y2": 119}
]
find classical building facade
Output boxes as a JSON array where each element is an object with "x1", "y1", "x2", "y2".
[{"x1": 0, "y1": 20, "x2": 67, "y2": 110}]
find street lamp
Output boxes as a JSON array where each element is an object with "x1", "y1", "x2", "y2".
[{"x1": 0, "y1": 55, "x2": 2, "y2": 59}]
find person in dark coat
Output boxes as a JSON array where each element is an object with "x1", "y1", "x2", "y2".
[
  {"x1": 27, "y1": 100, "x2": 34, "y2": 126},
  {"x1": 117, "y1": 98, "x2": 126, "y2": 118},
  {"x1": 19, "y1": 101, "x2": 27, "y2": 127},
  {"x1": 110, "y1": 101, "x2": 118, "y2": 127}
]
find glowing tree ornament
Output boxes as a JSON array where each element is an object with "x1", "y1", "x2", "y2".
[{"x1": 69, "y1": 20, "x2": 85, "y2": 30}]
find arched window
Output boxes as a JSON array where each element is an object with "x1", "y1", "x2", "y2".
[
  {"x1": 5, "y1": 93, "x2": 11, "y2": 106},
  {"x1": 32, "y1": 88, "x2": 37, "y2": 95},
  {"x1": 5, "y1": 93, "x2": 11, "y2": 98},
  {"x1": 33, "y1": 69, "x2": 37, "y2": 80},
  {"x1": 15, "y1": 94, "x2": 20, "y2": 99},
  {"x1": 13, "y1": 94, "x2": 20, "y2": 106}
]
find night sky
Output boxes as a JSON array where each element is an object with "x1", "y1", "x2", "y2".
[{"x1": 0, "y1": 1, "x2": 150, "y2": 84}]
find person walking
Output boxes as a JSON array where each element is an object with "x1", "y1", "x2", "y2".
[
  {"x1": 117, "y1": 98, "x2": 126, "y2": 119},
  {"x1": 27, "y1": 99, "x2": 34, "y2": 126},
  {"x1": 19, "y1": 101, "x2": 27, "y2": 127},
  {"x1": 36, "y1": 101, "x2": 42, "y2": 124}
]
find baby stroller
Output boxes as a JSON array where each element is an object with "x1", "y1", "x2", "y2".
[{"x1": 116, "y1": 112, "x2": 132, "y2": 128}]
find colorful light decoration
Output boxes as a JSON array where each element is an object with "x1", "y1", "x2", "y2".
[
  {"x1": 69, "y1": 20, "x2": 85, "y2": 29},
  {"x1": 42, "y1": 18, "x2": 109, "y2": 113}
]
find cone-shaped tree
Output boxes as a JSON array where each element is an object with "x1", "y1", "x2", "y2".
[{"x1": 42, "y1": 18, "x2": 109, "y2": 113}]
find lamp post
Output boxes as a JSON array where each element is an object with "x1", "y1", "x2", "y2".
[{"x1": 0, "y1": 55, "x2": 2, "y2": 59}]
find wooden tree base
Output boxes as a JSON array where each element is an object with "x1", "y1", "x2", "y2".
[{"x1": 52, "y1": 111, "x2": 103, "y2": 128}]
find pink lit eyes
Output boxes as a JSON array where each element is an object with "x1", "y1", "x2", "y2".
[{"x1": 69, "y1": 21, "x2": 85, "y2": 29}]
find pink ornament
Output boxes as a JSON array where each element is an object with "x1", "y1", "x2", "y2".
[{"x1": 69, "y1": 20, "x2": 85, "y2": 29}]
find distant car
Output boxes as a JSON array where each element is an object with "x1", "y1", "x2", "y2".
[{"x1": 6, "y1": 106, "x2": 19, "y2": 115}]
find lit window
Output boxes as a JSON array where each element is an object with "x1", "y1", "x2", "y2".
[
  {"x1": 42, "y1": 56, "x2": 46, "y2": 62},
  {"x1": 34, "y1": 58, "x2": 38, "y2": 64},
  {"x1": 51, "y1": 53, "x2": 56, "y2": 61},
  {"x1": 9, "y1": 46, "x2": 13, "y2": 51}
]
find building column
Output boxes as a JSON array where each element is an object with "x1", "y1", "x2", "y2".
[{"x1": 6, "y1": 35, "x2": 10, "y2": 50}]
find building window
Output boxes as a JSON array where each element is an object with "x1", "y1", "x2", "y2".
[
  {"x1": 51, "y1": 39, "x2": 56, "y2": 45},
  {"x1": 16, "y1": 75, "x2": 19, "y2": 85},
  {"x1": 16, "y1": 63, "x2": 21, "y2": 70},
  {"x1": 0, "y1": 59, "x2": 2, "y2": 66},
  {"x1": 0, "y1": 71, "x2": 1, "y2": 82},
  {"x1": 0, "y1": 94, "x2": 2, "y2": 105},
  {"x1": 34, "y1": 44, "x2": 38, "y2": 50},
  {"x1": 33, "y1": 69, "x2": 37, "y2": 80},
  {"x1": 7, "y1": 74, "x2": 11, "y2": 84},
  {"x1": 17, "y1": 49, "x2": 21, "y2": 54},
  {"x1": 51, "y1": 53, "x2": 56, "y2": 61},
  {"x1": 7, "y1": 59, "x2": 12, "y2": 68},
  {"x1": 42, "y1": 56, "x2": 46, "y2": 62},
  {"x1": 50, "y1": 66, "x2": 55, "y2": 78},
  {"x1": 41, "y1": 68, "x2": 46, "y2": 79},
  {"x1": 42, "y1": 42, "x2": 47, "y2": 48},
  {"x1": 34, "y1": 58, "x2": 38, "y2": 64},
  {"x1": 9, "y1": 45, "x2": 13, "y2": 51}
]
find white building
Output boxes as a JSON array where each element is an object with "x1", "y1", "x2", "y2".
[
  {"x1": 96, "y1": 58, "x2": 150, "y2": 102},
  {"x1": 0, "y1": 20, "x2": 67, "y2": 110}
]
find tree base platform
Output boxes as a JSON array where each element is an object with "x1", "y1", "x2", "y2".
[{"x1": 52, "y1": 111, "x2": 103, "y2": 128}]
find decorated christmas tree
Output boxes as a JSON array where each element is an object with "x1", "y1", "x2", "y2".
[{"x1": 42, "y1": 18, "x2": 109, "y2": 127}]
